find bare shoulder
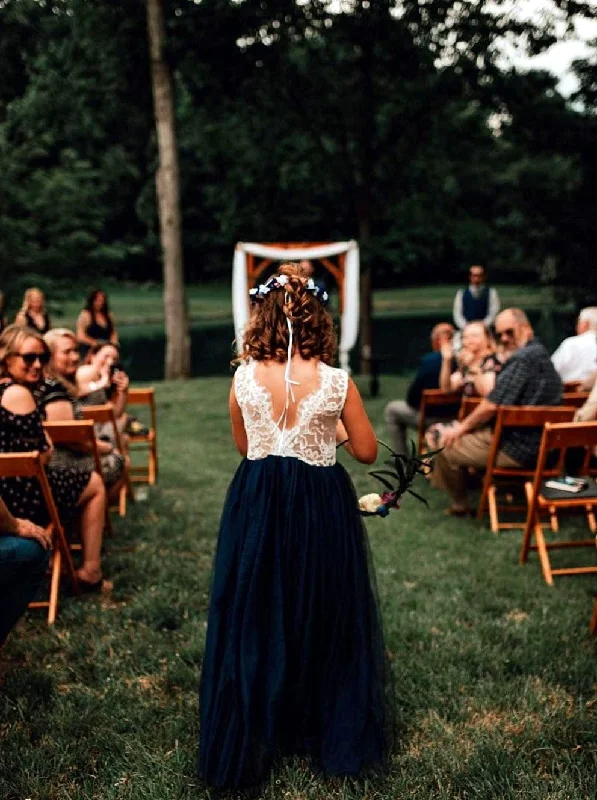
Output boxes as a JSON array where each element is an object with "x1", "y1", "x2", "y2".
[{"x1": 1, "y1": 384, "x2": 37, "y2": 414}]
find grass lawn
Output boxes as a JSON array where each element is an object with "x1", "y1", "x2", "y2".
[
  {"x1": 2, "y1": 375, "x2": 597, "y2": 799},
  {"x1": 50, "y1": 283, "x2": 555, "y2": 330}
]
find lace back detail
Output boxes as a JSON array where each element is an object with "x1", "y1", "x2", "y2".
[{"x1": 234, "y1": 361, "x2": 349, "y2": 467}]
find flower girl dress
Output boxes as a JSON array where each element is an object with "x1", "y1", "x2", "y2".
[{"x1": 198, "y1": 359, "x2": 391, "y2": 789}]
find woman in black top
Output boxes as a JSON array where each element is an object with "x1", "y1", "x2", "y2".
[
  {"x1": 76, "y1": 290, "x2": 118, "y2": 358},
  {"x1": 14, "y1": 287, "x2": 51, "y2": 334}
]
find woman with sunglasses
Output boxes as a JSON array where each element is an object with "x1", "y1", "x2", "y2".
[{"x1": 0, "y1": 325, "x2": 110, "y2": 593}]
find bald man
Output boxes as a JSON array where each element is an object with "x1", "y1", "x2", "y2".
[{"x1": 431, "y1": 309, "x2": 562, "y2": 515}]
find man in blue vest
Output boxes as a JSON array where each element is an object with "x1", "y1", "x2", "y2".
[{"x1": 453, "y1": 265, "x2": 500, "y2": 332}]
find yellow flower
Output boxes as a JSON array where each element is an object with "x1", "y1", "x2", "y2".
[{"x1": 358, "y1": 493, "x2": 383, "y2": 513}]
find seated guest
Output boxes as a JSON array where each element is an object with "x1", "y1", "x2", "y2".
[
  {"x1": 14, "y1": 287, "x2": 51, "y2": 334},
  {"x1": 0, "y1": 325, "x2": 109, "y2": 592},
  {"x1": 439, "y1": 321, "x2": 502, "y2": 397},
  {"x1": 76, "y1": 341, "x2": 130, "y2": 432},
  {"x1": 430, "y1": 309, "x2": 562, "y2": 516},
  {"x1": 41, "y1": 329, "x2": 126, "y2": 503},
  {"x1": 551, "y1": 306, "x2": 597, "y2": 386},
  {"x1": 384, "y1": 322, "x2": 455, "y2": 454},
  {"x1": 0, "y1": 496, "x2": 51, "y2": 648},
  {"x1": 76, "y1": 290, "x2": 118, "y2": 360}
]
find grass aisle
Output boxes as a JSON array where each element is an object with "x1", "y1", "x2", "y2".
[{"x1": 2, "y1": 376, "x2": 597, "y2": 799}]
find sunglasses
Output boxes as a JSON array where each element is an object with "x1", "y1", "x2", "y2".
[
  {"x1": 496, "y1": 328, "x2": 515, "y2": 340},
  {"x1": 15, "y1": 352, "x2": 50, "y2": 366}
]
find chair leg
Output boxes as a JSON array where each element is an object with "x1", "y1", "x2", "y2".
[
  {"x1": 549, "y1": 505, "x2": 559, "y2": 533},
  {"x1": 119, "y1": 485, "x2": 127, "y2": 517},
  {"x1": 586, "y1": 504, "x2": 597, "y2": 534},
  {"x1": 48, "y1": 550, "x2": 62, "y2": 625},
  {"x1": 149, "y1": 447, "x2": 156, "y2": 485},
  {"x1": 487, "y1": 485, "x2": 499, "y2": 533},
  {"x1": 534, "y1": 520, "x2": 554, "y2": 586},
  {"x1": 590, "y1": 596, "x2": 597, "y2": 635},
  {"x1": 520, "y1": 484, "x2": 536, "y2": 564}
]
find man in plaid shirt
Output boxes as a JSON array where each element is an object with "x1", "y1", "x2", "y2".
[{"x1": 431, "y1": 308, "x2": 562, "y2": 515}]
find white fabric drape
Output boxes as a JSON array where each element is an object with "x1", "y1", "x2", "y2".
[{"x1": 232, "y1": 241, "x2": 360, "y2": 371}]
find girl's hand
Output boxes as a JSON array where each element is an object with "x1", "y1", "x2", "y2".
[{"x1": 440, "y1": 341, "x2": 454, "y2": 361}]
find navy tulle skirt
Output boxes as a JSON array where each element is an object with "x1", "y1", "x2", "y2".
[{"x1": 198, "y1": 455, "x2": 393, "y2": 790}]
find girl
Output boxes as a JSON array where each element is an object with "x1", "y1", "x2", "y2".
[{"x1": 198, "y1": 263, "x2": 391, "y2": 790}]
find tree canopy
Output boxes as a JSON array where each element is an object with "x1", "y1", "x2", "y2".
[{"x1": 0, "y1": 0, "x2": 595, "y2": 301}]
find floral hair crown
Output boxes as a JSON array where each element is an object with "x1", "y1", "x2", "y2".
[{"x1": 249, "y1": 274, "x2": 329, "y2": 307}]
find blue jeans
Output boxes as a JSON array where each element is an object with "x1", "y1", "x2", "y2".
[{"x1": 0, "y1": 535, "x2": 49, "y2": 644}]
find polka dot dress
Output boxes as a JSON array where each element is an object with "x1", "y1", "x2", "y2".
[{"x1": 0, "y1": 382, "x2": 90, "y2": 526}]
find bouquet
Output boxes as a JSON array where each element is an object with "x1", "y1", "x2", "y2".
[{"x1": 357, "y1": 440, "x2": 442, "y2": 518}]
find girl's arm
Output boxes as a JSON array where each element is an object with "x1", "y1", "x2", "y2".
[
  {"x1": 229, "y1": 382, "x2": 248, "y2": 457},
  {"x1": 340, "y1": 378, "x2": 377, "y2": 464}
]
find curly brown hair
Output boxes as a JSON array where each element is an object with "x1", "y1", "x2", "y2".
[{"x1": 238, "y1": 263, "x2": 337, "y2": 365}]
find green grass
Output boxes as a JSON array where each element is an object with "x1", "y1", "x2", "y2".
[
  {"x1": 2, "y1": 375, "x2": 597, "y2": 799},
  {"x1": 50, "y1": 283, "x2": 556, "y2": 330}
]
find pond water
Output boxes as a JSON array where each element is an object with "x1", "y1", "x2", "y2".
[{"x1": 118, "y1": 309, "x2": 576, "y2": 383}]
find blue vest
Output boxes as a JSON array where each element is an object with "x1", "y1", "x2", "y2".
[{"x1": 462, "y1": 286, "x2": 489, "y2": 322}]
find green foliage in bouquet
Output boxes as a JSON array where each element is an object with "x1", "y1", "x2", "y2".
[{"x1": 359, "y1": 439, "x2": 442, "y2": 518}]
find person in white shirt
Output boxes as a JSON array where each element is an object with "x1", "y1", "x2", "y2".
[
  {"x1": 551, "y1": 306, "x2": 597, "y2": 386},
  {"x1": 453, "y1": 265, "x2": 501, "y2": 332}
]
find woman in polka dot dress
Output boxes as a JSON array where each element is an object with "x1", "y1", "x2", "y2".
[{"x1": 0, "y1": 325, "x2": 110, "y2": 592}]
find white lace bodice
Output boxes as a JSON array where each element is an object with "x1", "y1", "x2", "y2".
[{"x1": 234, "y1": 360, "x2": 349, "y2": 466}]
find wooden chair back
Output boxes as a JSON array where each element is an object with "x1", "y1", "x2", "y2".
[
  {"x1": 43, "y1": 419, "x2": 113, "y2": 536},
  {"x1": 563, "y1": 381, "x2": 583, "y2": 393},
  {"x1": 0, "y1": 451, "x2": 80, "y2": 623},
  {"x1": 478, "y1": 405, "x2": 577, "y2": 532},
  {"x1": 520, "y1": 421, "x2": 597, "y2": 585},
  {"x1": 417, "y1": 389, "x2": 462, "y2": 453},
  {"x1": 126, "y1": 387, "x2": 158, "y2": 484},
  {"x1": 561, "y1": 392, "x2": 590, "y2": 409},
  {"x1": 80, "y1": 404, "x2": 132, "y2": 515}
]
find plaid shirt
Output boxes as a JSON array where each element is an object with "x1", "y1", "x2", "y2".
[{"x1": 488, "y1": 338, "x2": 562, "y2": 464}]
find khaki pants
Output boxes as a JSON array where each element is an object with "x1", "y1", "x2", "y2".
[{"x1": 430, "y1": 428, "x2": 521, "y2": 507}]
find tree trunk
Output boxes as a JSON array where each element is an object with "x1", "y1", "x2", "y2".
[{"x1": 146, "y1": 0, "x2": 190, "y2": 379}]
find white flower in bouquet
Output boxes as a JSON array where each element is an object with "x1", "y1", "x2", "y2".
[{"x1": 358, "y1": 493, "x2": 383, "y2": 513}]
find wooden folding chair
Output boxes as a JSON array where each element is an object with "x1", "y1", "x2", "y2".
[
  {"x1": 43, "y1": 419, "x2": 114, "y2": 538},
  {"x1": 417, "y1": 389, "x2": 462, "y2": 454},
  {"x1": 80, "y1": 404, "x2": 134, "y2": 516},
  {"x1": 126, "y1": 387, "x2": 158, "y2": 485},
  {"x1": 520, "y1": 421, "x2": 597, "y2": 585},
  {"x1": 0, "y1": 451, "x2": 80, "y2": 624},
  {"x1": 477, "y1": 405, "x2": 577, "y2": 533}
]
